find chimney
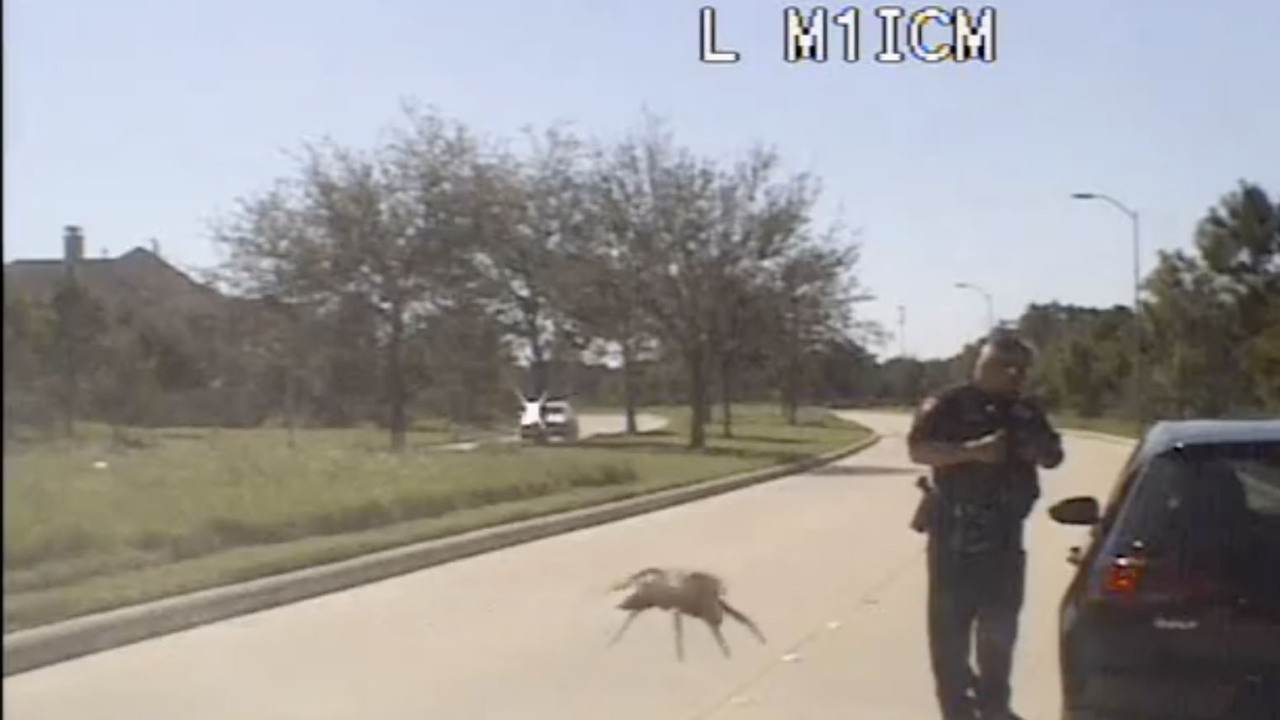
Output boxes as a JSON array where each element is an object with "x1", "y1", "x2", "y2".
[
  {"x1": 63, "y1": 225, "x2": 85, "y2": 277},
  {"x1": 63, "y1": 225, "x2": 85, "y2": 261}
]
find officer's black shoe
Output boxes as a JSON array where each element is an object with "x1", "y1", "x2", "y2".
[
  {"x1": 940, "y1": 697, "x2": 979, "y2": 720},
  {"x1": 976, "y1": 708, "x2": 1024, "y2": 720}
]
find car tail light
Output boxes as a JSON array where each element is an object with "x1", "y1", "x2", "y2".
[
  {"x1": 1104, "y1": 555, "x2": 1146, "y2": 595},
  {"x1": 1096, "y1": 546, "x2": 1224, "y2": 605}
]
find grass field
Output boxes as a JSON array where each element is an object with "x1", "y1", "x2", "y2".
[{"x1": 3, "y1": 404, "x2": 869, "y2": 632}]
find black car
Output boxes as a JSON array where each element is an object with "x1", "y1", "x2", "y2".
[{"x1": 1048, "y1": 419, "x2": 1280, "y2": 720}]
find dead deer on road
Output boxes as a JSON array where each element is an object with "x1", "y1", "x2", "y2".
[{"x1": 606, "y1": 567, "x2": 767, "y2": 660}]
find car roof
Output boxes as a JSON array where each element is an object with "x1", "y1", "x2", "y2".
[{"x1": 1134, "y1": 418, "x2": 1280, "y2": 466}]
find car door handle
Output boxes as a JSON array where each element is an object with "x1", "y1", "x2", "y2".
[{"x1": 1067, "y1": 546, "x2": 1083, "y2": 565}]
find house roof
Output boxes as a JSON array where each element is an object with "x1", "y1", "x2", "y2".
[{"x1": 4, "y1": 247, "x2": 229, "y2": 327}]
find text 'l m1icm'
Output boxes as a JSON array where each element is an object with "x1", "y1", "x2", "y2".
[{"x1": 698, "y1": 5, "x2": 998, "y2": 64}]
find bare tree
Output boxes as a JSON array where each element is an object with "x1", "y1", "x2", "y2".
[
  {"x1": 760, "y1": 232, "x2": 870, "y2": 425},
  {"x1": 557, "y1": 140, "x2": 667, "y2": 433},
  {"x1": 590, "y1": 114, "x2": 859, "y2": 447},
  {"x1": 702, "y1": 147, "x2": 826, "y2": 436},
  {"x1": 607, "y1": 117, "x2": 719, "y2": 448},
  {"x1": 211, "y1": 185, "x2": 322, "y2": 444}
]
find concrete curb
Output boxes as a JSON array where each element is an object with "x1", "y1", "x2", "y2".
[{"x1": 3, "y1": 432, "x2": 881, "y2": 677}]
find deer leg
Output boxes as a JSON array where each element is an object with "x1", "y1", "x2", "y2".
[
  {"x1": 672, "y1": 611, "x2": 685, "y2": 661},
  {"x1": 607, "y1": 609, "x2": 644, "y2": 647},
  {"x1": 706, "y1": 618, "x2": 732, "y2": 657},
  {"x1": 720, "y1": 600, "x2": 767, "y2": 644}
]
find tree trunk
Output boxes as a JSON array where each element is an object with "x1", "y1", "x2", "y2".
[
  {"x1": 284, "y1": 363, "x2": 298, "y2": 449},
  {"x1": 60, "y1": 302, "x2": 79, "y2": 440},
  {"x1": 387, "y1": 309, "x2": 407, "y2": 452},
  {"x1": 61, "y1": 341, "x2": 77, "y2": 439},
  {"x1": 700, "y1": 343, "x2": 714, "y2": 426},
  {"x1": 785, "y1": 354, "x2": 801, "y2": 426},
  {"x1": 785, "y1": 376, "x2": 798, "y2": 425},
  {"x1": 687, "y1": 344, "x2": 707, "y2": 449},
  {"x1": 622, "y1": 339, "x2": 638, "y2": 434},
  {"x1": 720, "y1": 351, "x2": 734, "y2": 438}
]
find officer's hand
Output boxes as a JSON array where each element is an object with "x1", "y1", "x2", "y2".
[
  {"x1": 1034, "y1": 435, "x2": 1065, "y2": 469},
  {"x1": 1014, "y1": 440, "x2": 1040, "y2": 463},
  {"x1": 966, "y1": 430, "x2": 1007, "y2": 464}
]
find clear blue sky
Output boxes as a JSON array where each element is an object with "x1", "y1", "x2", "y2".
[{"x1": 6, "y1": 0, "x2": 1278, "y2": 359}]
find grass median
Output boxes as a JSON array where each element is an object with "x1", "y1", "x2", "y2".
[
  {"x1": 3, "y1": 404, "x2": 870, "y2": 632},
  {"x1": 1048, "y1": 414, "x2": 1142, "y2": 439}
]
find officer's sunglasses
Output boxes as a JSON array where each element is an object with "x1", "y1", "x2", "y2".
[{"x1": 995, "y1": 354, "x2": 1030, "y2": 374}]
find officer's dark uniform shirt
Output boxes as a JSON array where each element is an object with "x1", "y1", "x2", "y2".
[{"x1": 909, "y1": 383, "x2": 1060, "y2": 555}]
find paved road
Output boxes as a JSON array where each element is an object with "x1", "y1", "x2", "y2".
[
  {"x1": 3, "y1": 411, "x2": 1135, "y2": 720},
  {"x1": 575, "y1": 412, "x2": 669, "y2": 438},
  {"x1": 437, "y1": 412, "x2": 669, "y2": 451}
]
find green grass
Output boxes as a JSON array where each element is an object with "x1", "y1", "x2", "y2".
[{"x1": 3, "y1": 405, "x2": 869, "y2": 632}]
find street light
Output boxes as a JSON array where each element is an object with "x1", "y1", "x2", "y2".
[
  {"x1": 1070, "y1": 191, "x2": 1144, "y2": 425},
  {"x1": 954, "y1": 281, "x2": 995, "y2": 331}
]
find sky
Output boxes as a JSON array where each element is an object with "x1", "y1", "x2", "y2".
[{"x1": 5, "y1": 0, "x2": 1279, "y2": 360}]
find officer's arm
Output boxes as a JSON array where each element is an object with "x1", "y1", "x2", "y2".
[
  {"x1": 907, "y1": 395, "x2": 978, "y2": 467},
  {"x1": 1030, "y1": 405, "x2": 1065, "y2": 469}
]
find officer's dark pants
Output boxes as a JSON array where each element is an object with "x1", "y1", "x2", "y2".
[{"x1": 926, "y1": 539, "x2": 1026, "y2": 719}]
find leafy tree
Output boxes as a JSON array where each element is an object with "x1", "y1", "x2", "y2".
[
  {"x1": 471, "y1": 125, "x2": 590, "y2": 398},
  {"x1": 215, "y1": 105, "x2": 485, "y2": 450},
  {"x1": 3, "y1": 289, "x2": 58, "y2": 439},
  {"x1": 49, "y1": 279, "x2": 109, "y2": 437}
]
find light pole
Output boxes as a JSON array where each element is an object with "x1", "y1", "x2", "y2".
[
  {"x1": 1070, "y1": 191, "x2": 1144, "y2": 426},
  {"x1": 954, "y1": 281, "x2": 995, "y2": 332},
  {"x1": 897, "y1": 304, "x2": 907, "y2": 358}
]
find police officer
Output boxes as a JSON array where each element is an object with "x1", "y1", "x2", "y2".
[{"x1": 907, "y1": 330, "x2": 1064, "y2": 720}]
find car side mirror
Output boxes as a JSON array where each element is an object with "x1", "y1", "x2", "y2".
[{"x1": 1048, "y1": 496, "x2": 1100, "y2": 526}]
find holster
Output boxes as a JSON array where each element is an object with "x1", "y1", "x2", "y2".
[{"x1": 910, "y1": 475, "x2": 937, "y2": 534}]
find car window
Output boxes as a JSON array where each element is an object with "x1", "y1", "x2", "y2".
[
  {"x1": 1108, "y1": 441, "x2": 1279, "y2": 558},
  {"x1": 1236, "y1": 457, "x2": 1280, "y2": 515}
]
